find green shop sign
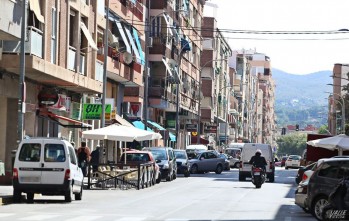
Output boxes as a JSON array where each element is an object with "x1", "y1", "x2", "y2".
[{"x1": 82, "y1": 104, "x2": 111, "y2": 120}]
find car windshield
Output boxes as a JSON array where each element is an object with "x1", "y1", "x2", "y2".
[
  {"x1": 289, "y1": 155, "x2": 301, "y2": 160},
  {"x1": 150, "y1": 149, "x2": 167, "y2": 161},
  {"x1": 174, "y1": 151, "x2": 187, "y2": 159},
  {"x1": 219, "y1": 154, "x2": 227, "y2": 159},
  {"x1": 120, "y1": 153, "x2": 150, "y2": 162}
]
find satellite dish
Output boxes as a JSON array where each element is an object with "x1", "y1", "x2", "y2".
[{"x1": 122, "y1": 52, "x2": 133, "y2": 65}]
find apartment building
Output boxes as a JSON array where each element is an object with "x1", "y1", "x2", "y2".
[
  {"x1": 0, "y1": 0, "x2": 147, "y2": 184},
  {"x1": 328, "y1": 63, "x2": 349, "y2": 135}
]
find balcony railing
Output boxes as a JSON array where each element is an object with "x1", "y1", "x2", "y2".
[{"x1": 2, "y1": 26, "x2": 43, "y2": 58}]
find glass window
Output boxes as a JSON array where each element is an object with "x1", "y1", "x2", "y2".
[
  {"x1": 150, "y1": 150, "x2": 167, "y2": 161},
  {"x1": 68, "y1": 146, "x2": 77, "y2": 165},
  {"x1": 318, "y1": 163, "x2": 339, "y2": 179},
  {"x1": 18, "y1": 143, "x2": 41, "y2": 162},
  {"x1": 207, "y1": 152, "x2": 217, "y2": 159},
  {"x1": 174, "y1": 151, "x2": 186, "y2": 159},
  {"x1": 44, "y1": 144, "x2": 65, "y2": 162}
]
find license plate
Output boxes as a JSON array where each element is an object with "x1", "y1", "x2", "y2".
[
  {"x1": 292, "y1": 164, "x2": 298, "y2": 166},
  {"x1": 254, "y1": 172, "x2": 260, "y2": 175},
  {"x1": 21, "y1": 177, "x2": 40, "y2": 183}
]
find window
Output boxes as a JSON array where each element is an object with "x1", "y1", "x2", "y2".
[
  {"x1": 44, "y1": 144, "x2": 65, "y2": 162},
  {"x1": 318, "y1": 163, "x2": 339, "y2": 179},
  {"x1": 68, "y1": 147, "x2": 77, "y2": 165},
  {"x1": 51, "y1": 7, "x2": 57, "y2": 64},
  {"x1": 207, "y1": 152, "x2": 217, "y2": 159},
  {"x1": 19, "y1": 143, "x2": 41, "y2": 162}
]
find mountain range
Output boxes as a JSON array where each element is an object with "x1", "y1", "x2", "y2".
[{"x1": 272, "y1": 69, "x2": 333, "y2": 128}]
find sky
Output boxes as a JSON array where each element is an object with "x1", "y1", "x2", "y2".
[{"x1": 207, "y1": 0, "x2": 349, "y2": 75}]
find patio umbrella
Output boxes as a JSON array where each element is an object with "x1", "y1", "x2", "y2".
[
  {"x1": 306, "y1": 134, "x2": 349, "y2": 156},
  {"x1": 82, "y1": 123, "x2": 162, "y2": 142}
]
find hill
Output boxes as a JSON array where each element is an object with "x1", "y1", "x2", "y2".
[{"x1": 272, "y1": 69, "x2": 333, "y2": 127}]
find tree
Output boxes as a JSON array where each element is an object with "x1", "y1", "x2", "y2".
[
  {"x1": 276, "y1": 133, "x2": 307, "y2": 156},
  {"x1": 318, "y1": 125, "x2": 331, "y2": 135}
]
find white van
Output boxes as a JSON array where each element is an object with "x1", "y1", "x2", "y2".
[
  {"x1": 13, "y1": 138, "x2": 84, "y2": 203},
  {"x1": 238, "y1": 143, "x2": 275, "y2": 182}
]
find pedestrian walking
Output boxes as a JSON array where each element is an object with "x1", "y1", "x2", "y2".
[{"x1": 77, "y1": 141, "x2": 91, "y2": 177}]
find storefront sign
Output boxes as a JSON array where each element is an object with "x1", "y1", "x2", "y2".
[
  {"x1": 82, "y1": 104, "x2": 111, "y2": 120},
  {"x1": 38, "y1": 88, "x2": 59, "y2": 106},
  {"x1": 50, "y1": 94, "x2": 71, "y2": 112},
  {"x1": 204, "y1": 125, "x2": 217, "y2": 133},
  {"x1": 186, "y1": 124, "x2": 197, "y2": 132},
  {"x1": 166, "y1": 120, "x2": 176, "y2": 129}
]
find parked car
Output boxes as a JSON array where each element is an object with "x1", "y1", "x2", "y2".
[
  {"x1": 307, "y1": 157, "x2": 349, "y2": 220},
  {"x1": 219, "y1": 153, "x2": 231, "y2": 170},
  {"x1": 142, "y1": 147, "x2": 177, "y2": 181},
  {"x1": 285, "y1": 155, "x2": 302, "y2": 169},
  {"x1": 281, "y1": 156, "x2": 288, "y2": 167},
  {"x1": 13, "y1": 138, "x2": 83, "y2": 203},
  {"x1": 173, "y1": 150, "x2": 190, "y2": 177},
  {"x1": 295, "y1": 162, "x2": 316, "y2": 184},
  {"x1": 119, "y1": 150, "x2": 161, "y2": 184},
  {"x1": 189, "y1": 150, "x2": 225, "y2": 174}
]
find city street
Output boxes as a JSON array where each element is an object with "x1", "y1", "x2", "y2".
[{"x1": 0, "y1": 168, "x2": 315, "y2": 221}]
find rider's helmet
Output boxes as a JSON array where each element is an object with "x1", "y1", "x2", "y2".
[{"x1": 255, "y1": 149, "x2": 262, "y2": 156}]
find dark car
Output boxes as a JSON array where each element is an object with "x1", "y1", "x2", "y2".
[
  {"x1": 295, "y1": 162, "x2": 316, "y2": 184},
  {"x1": 142, "y1": 147, "x2": 177, "y2": 181},
  {"x1": 189, "y1": 150, "x2": 225, "y2": 174},
  {"x1": 173, "y1": 150, "x2": 190, "y2": 177},
  {"x1": 306, "y1": 158, "x2": 349, "y2": 220}
]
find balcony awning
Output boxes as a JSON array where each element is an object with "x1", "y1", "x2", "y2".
[
  {"x1": 80, "y1": 22, "x2": 98, "y2": 51},
  {"x1": 132, "y1": 28, "x2": 145, "y2": 65},
  {"x1": 107, "y1": 29, "x2": 119, "y2": 47},
  {"x1": 124, "y1": 28, "x2": 141, "y2": 64},
  {"x1": 162, "y1": 58, "x2": 174, "y2": 78},
  {"x1": 162, "y1": 14, "x2": 173, "y2": 36},
  {"x1": 147, "y1": 120, "x2": 176, "y2": 142},
  {"x1": 29, "y1": 0, "x2": 45, "y2": 24},
  {"x1": 132, "y1": 120, "x2": 153, "y2": 132},
  {"x1": 115, "y1": 21, "x2": 132, "y2": 54},
  {"x1": 38, "y1": 110, "x2": 92, "y2": 129},
  {"x1": 113, "y1": 114, "x2": 134, "y2": 127}
]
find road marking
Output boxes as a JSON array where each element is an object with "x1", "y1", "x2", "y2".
[
  {"x1": 20, "y1": 215, "x2": 60, "y2": 220},
  {"x1": 65, "y1": 215, "x2": 103, "y2": 221},
  {"x1": 284, "y1": 217, "x2": 292, "y2": 221},
  {"x1": 116, "y1": 217, "x2": 147, "y2": 221}
]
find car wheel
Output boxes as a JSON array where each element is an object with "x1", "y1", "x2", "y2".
[
  {"x1": 268, "y1": 173, "x2": 275, "y2": 182},
  {"x1": 13, "y1": 189, "x2": 22, "y2": 203},
  {"x1": 215, "y1": 164, "x2": 223, "y2": 174},
  {"x1": 191, "y1": 164, "x2": 199, "y2": 174},
  {"x1": 234, "y1": 162, "x2": 240, "y2": 168},
  {"x1": 156, "y1": 175, "x2": 161, "y2": 184},
  {"x1": 239, "y1": 173, "x2": 245, "y2": 181},
  {"x1": 311, "y1": 196, "x2": 329, "y2": 220},
  {"x1": 64, "y1": 185, "x2": 73, "y2": 202},
  {"x1": 26, "y1": 193, "x2": 34, "y2": 203},
  {"x1": 74, "y1": 186, "x2": 82, "y2": 200},
  {"x1": 285, "y1": 166, "x2": 289, "y2": 170},
  {"x1": 173, "y1": 172, "x2": 177, "y2": 180},
  {"x1": 184, "y1": 170, "x2": 190, "y2": 177}
]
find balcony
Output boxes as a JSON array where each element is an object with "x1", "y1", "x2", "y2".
[
  {"x1": 149, "y1": 86, "x2": 176, "y2": 111},
  {"x1": 2, "y1": 26, "x2": 43, "y2": 58}
]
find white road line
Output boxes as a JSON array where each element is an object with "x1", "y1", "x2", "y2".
[
  {"x1": 20, "y1": 215, "x2": 60, "y2": 220},
  {"x1": 284, "y1": 217, "x2": 292, "y2": 221},
  {"x1": 65, "y1": 215, "x2": 103, "y2": 221},
  {"x1": 115, "y1": 217, "x2": 147, "y2": 221}
]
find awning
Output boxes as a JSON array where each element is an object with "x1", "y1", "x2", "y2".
[
  {"x1": 124, "y1": 28, "x2": 141, "y2": 64},
  {"x1": 115, "y1": 21, "x2": 132, "y2": 54},
  {"x1": 162, "y1": 14, "x2": 173, "y2": 36},
  {"x1": 29, "y1": 0, "x2": 45, "y2": 24},
  {"x1": 107, "y1": 29, "x2": 119, "y2": 47},
  {"x1": 147, "y1": 120, "x2": 176, "y2": 142},
  {"x1": 39, "y1": 110, "x2": 92, "y2": 129},
  {"x1": 162, "y1": 58, "x2": 174, "y2": 78},
  {"x1": 113, "y1": 114, "x2": 134, "y2": 127},
  {"x1": 132, "y1": 28, "x2": 145, "y2": 65},
  {"x1": 191, "y1": 136, "x2": 209, "y2": 145},
  {"x1": 80, "y1": 22, "x2": 98, "y2": 51},
  {"x1": 132, "y1": 120, "x2": 153, "y2": 132}
]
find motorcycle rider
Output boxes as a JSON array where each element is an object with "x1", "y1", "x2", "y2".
[{"x1": 249, "y1": 149, "x2": 267, "y2": 172}]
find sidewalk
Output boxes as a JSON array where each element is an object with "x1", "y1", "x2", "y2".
[{"x1": 0, "y1": 185, "x2": 14, "y2": 205}]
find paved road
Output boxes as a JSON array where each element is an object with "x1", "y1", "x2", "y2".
[{"x1": 0, "y1": 167, "x2": 315, "y2": 221}]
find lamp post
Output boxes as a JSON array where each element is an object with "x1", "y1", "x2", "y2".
[
  {"x1": 325, "y1": 92, "x2": 345, "y2": 134},
  {"x1": 216, "y1": 85, "x2": 233, "y2": 148}
]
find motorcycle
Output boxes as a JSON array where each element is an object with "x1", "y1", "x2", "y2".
[
  {"x1": 251, "y1": 166, "x2": 265, "y2": 188},
  {"x1": 322, "y1": 177, "x2": 349, "y2": 221}
]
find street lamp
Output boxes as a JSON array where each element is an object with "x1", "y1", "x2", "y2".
[{"x1": 325, "y1": 92, "x2": 345, "y2": 134}]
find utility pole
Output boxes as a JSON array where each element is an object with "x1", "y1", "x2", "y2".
[{"x1": 101, "y1": 0, "x2": 109, "y2": 128}]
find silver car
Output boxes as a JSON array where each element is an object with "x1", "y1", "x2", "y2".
[{"x1": 189, "y1": 151, "x2": 226, "y2": 174}]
